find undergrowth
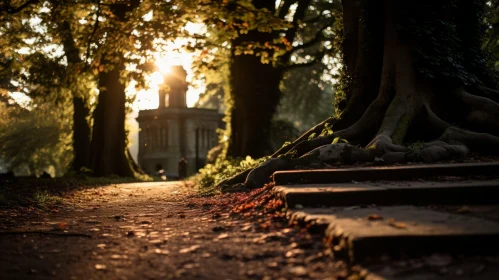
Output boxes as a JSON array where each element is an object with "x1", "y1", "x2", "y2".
[
  {"x1": 192, "y1": 155, "x2": 269, "y2": 193},
  {"x1": 32, "y1": 189, "x2": 63, "y2": 208}
]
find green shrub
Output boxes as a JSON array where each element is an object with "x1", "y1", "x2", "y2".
[
  {"x1": 193, "y1": 155, "x2": 269, "y2": 192},
  {"x1": 32, "y1": 190, "x2": 63, "y2": 207}
]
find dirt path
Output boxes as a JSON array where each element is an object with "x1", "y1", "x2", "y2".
[{"x1": 0, "y1": 181, "x2": 348, "y2": 280}]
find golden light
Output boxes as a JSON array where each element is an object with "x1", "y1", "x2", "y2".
[
  {"x1": 150, "y1": 71, "x2": 165, "y2": 85},
  {"x1": 155, "y1": 57, "x2": 172, "y2": 75},
  {"x1": 133, "y1": 22, "x2": 208, "y2": 111}
]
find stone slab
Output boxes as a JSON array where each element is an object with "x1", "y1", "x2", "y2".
[
  {"x1": 289, "y1": 206, "x2": 499, "y2": 261},
  {"x1": 275, "y1": 180, "x2": 499, "y2": 207},
  {"x1": 273, "y1": 162, "x2": 499, "y2": 185}
]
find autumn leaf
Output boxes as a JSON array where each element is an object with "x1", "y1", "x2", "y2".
[
  {"x1": 367, "y1": 214, "x2": 383, "y2": 221},
  {"x1": 58, "y1": 222, "x2": 68, "y2": 230},
  {"x1": 388, "y1": 219, "x2": 407, "y2": 229}
]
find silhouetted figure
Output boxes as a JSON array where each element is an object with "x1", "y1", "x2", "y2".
[{"x1": 178, "y1": 157, "x2": 188, "y2": 179}]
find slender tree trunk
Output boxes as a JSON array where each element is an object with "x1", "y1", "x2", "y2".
[
  {"x1": 89, "y1": 69, "x2": 136, "y2": 177},
  {"x1": 59, "y1": 21, "x2": 91, "y2": 171},
  {"x1": 71, "y1": 96, "x2": 91, "y2": 171}
]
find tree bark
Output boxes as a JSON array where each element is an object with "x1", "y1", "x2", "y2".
[
  {"x1": 89, "y1": 69, "x2": 136, "y2": 177},
  {"x1": 59, "y1": 20, "x2": 91, "y2": 171},
  {"x1": 227, "y1": 44, "x2": 283, "y2": 159},
  {"x1": 71, "y1": 96, "x2": 91, "y2": 171},
  {"x1": 226, "y1": 1, "x2": 282, "y2": 159},
  {"x1": 87, "y1": 0, "x2": 142, "y2": 177}
]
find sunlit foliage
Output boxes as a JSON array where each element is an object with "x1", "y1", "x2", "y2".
[{"x1": 0, "y1": 100, "x2": 72, "y2": 177}]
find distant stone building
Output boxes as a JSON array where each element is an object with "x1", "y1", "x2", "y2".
[{"x1": 136, "y1": 66, "x2": 223, "y2": 176}]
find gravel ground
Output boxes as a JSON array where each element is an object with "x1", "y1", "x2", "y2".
[
  {"x1": 1, "y1": 180, "x2": 499, "y2": 280},
  {"x1": 0, "y1": 181, "x2": 351, "y2": 280}
]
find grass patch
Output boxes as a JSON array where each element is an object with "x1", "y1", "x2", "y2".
[
  {"x1": 0, "y1": 176, "x2": 152, "y2": 210},
  {"x1": 192, "y1": 156, "x2": 269, "y2": 193},
  {"x1": 32, "y1": 189, "x2": 63, "y2": 208}
]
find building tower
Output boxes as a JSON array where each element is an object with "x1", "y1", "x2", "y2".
[{"x1": 158, "y1": 66, "x2": 188, "y2": 108}]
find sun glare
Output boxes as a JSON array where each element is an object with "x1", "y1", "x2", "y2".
[
  {"x1": 150, "y1": 71, "x2": 165, "y2": 85},
  {"x1": 133, "y1": 37, "x2": 206, "y2": 111}
]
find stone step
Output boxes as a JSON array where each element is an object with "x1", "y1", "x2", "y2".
[
  {"x1": 275, "y1": 180, "x2": 499, "y2": 208},
  {"x1": 288, "y1": 206, "x2": 499, "y2": 262},
  {"x1": 273, "y1": 162, "x2": 499, "y2": 185}
]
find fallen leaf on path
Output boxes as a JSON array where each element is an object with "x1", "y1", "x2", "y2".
[
  {"x1": 154, "y1": 249, "x2": 169, "y2": 255},
  {"x1": 289, "y1": 266, "x2": 308, "y2": 276},
  {"x1": 268, "y1": 261, "x2": 279, "y2": 268},
  {"x1": 368, "y1": 214, "x2": 383, "y2": 221},
  {"x1": 58, "y1": 222, "x2": 68, "y2": 230},
  {"x1": 179, "y1": 245, "x2": 200, "y2": 254},
  {"x1": 285, "y1": 248, "x2": 304, "y2": 258},
  {"x1": 388, "y1": 219, "x2": 407, "y2": 229},
  {"x1": 241, "y1": 225, "x2": 252, "y2": 232},
  {"x1": 95, "y1": 264, "x2": 107, "y2": 270},
  {"x1": 217, "y1": 233, "x2": 229, "y2": 239}
]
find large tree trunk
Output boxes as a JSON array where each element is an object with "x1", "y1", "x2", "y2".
[
  {"x1": 218, "y1": 0, "x2": 499, "y2": 190},
  {"x1": 228, "y1": 41, "x2": 283, "y2": 159},
  {"x1": 226, "y1": 1, "x2": 282, "y2": 159},
  {"x1": 89, "y1": 69, "x2": 136, "y2": 177},
  {"x1": 87, "y1": 0, "x2": 143, "y2": 177}
]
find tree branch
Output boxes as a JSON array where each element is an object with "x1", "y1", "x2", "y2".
[
  {"x1": 277, "y1": 0, "x2": 298, "y2": 19},
  {"x1": 291, "y1": 18, "x2": 334, "y2": 52},
  {"x1": 4, "y1": 0, "x2": 41, "y2": 14},
  {"x1": 84, "y1": 0, "x2": 101, "y2": 67},
  {"x1": 285, "y1": 51, "x2": 325, "y2": 70},
  {"x1": 60, "y1": 21, "x2": 82, "y2": 64},
  {"x1": 284, "y1": 0, "x2": 312, "y2": 44}
]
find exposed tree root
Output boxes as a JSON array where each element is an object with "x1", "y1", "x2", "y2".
[
  {"x1": 216, "y1": 84, "x2": 499, "y2": 192},
  {"x1": 454, "y1": 88, "x2": 499, "y2": 134},
  {"x1": 271, "y1": 116, "x2": 335, "y2": 157},
  {"x1": 439, "y1": 127, "x2": 499, "y2": 155},
  {"x1": 470, "y1": 86, "x2": 499, "y2": 104}
]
